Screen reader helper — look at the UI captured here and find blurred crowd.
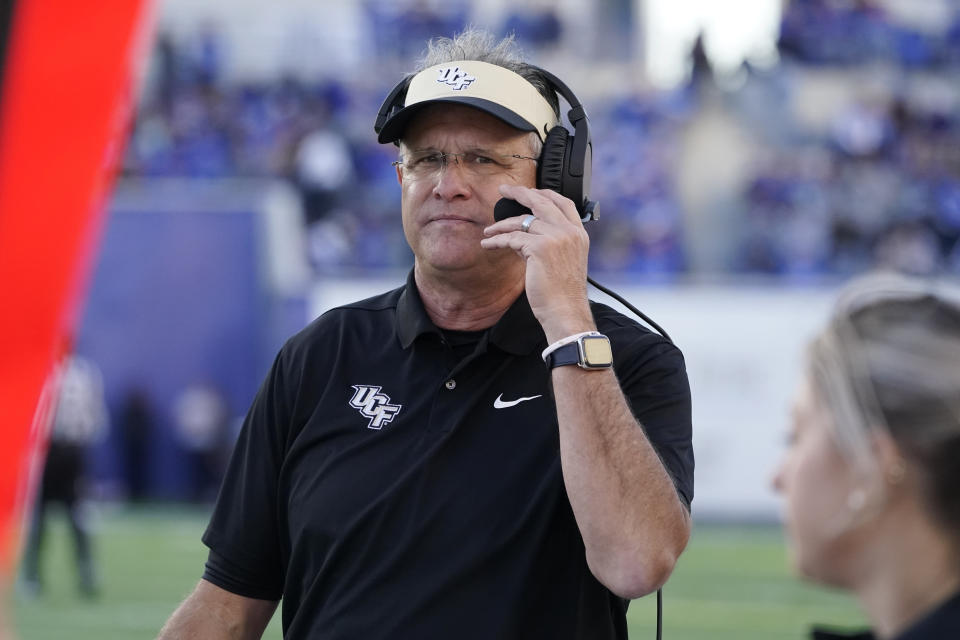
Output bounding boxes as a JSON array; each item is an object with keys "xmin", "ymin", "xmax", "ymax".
[
  {"xmin": 738, "ymin": 0, "xmax": 960, "ymax": 278},
  {"xmin": 780, "ymin": 0, "xmax": 960, "ymax": 67},
  {"xmin": 121, "ymin": 0, "xmax": 960, "ymax": 278}
]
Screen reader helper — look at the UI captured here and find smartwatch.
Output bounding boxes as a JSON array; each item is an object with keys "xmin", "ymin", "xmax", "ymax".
[{"xmin": 542, "ymin": 332, "xmax": 613, "ymax": 370}]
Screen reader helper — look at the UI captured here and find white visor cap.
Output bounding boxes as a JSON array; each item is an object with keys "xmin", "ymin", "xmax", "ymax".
[{"xmin": 376, "ymin": 60, "xmax": 559, "ymax": 144}]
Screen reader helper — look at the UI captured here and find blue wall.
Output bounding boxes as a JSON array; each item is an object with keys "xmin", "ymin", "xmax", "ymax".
[{"xmin": 76, "ymin": 207, "xmax": 303, "ymax": 500}]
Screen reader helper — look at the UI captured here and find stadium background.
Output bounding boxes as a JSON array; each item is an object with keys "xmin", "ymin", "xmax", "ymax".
[{"xmin": 13, "ymin": 0, "xmax": 960, "ymax": 637}]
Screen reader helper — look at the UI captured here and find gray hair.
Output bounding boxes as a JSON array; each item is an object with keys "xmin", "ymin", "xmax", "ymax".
[
  {"xmin": 417, "ymin": 28, "xmax": 560, "ymax": 120},
  {"xmin": 404, "ymin": 28, "xmax": 557, "ymax": 156},
  {"xmin": 808, "ymin": 271, "xmax": 960, "ymax": 532}
]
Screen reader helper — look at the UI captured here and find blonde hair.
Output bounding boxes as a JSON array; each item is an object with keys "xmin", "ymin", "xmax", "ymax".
[{"xmin": 808, "ymin": 271, "xmax": 960, "ymax": 531}]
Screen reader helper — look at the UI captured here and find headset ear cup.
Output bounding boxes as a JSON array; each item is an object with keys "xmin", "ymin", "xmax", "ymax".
[{"xmin": 537, "ymin": 126, "xmax": 568, "ymax": 193}]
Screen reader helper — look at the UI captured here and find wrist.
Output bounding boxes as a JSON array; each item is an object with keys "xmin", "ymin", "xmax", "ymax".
[{"xmin": 539, "ymin": 311, "xmax": 596, "ymax": 344}]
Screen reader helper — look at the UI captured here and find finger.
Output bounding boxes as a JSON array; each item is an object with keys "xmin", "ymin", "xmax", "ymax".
[
  {"xmin": 479, "ymin": 230, "xmax": 545, "ymax": 253},
  {"xmin": 499, "ymin": 184, "xmax": 580, "ymax": 224},
  {"xmin": 534, "ymin": 188, "xmax": 583, "ymax": 225},
  {"xmin": 497, "ymin": 184, "xmax": 567, "ymax": 223},
  {"xmin": 484, "ymin": 213, "xmax": 534, "ymax": 236},
  {"xmin": 483, "ymin": 211, "xmax": 565, "ymax": 238}
]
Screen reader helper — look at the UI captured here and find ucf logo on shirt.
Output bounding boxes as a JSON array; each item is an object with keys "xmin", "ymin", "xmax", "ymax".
[{"xmin": 349, "ymin": 385, "xmax": 402, "ymax": 430}]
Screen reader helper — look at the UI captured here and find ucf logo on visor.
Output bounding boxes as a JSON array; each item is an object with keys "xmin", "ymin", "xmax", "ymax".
[{"xmin": 436, "ymin": 66, "xmax": 476, "ymax": 91}]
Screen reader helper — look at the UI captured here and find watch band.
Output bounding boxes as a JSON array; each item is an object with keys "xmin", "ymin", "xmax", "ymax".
[{"xmin": 544, "ymin": 342, "xmax": 583, "ymax": 369}]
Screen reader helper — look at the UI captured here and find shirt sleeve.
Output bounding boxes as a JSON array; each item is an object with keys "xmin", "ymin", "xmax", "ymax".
[
  {"xmin": 202, "ymin": 549, "xmax": 282, "ymax": 601},
  {"xmin": 200, "ymin": 348, "xmax": 294, "ymax": 600},
  {"xmin": 613, "ymin": 331, "xmax": 695, "ymax": 510}
]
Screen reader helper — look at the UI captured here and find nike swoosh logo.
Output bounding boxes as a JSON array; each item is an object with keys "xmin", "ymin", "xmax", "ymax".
[{"xmin": 493, "ymin": 393, "xmax": 542, "ymax": 409}]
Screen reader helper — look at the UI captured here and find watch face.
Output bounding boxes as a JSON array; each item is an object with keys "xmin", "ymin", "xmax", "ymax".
[{"xmin": 582, "ymin": 336, "xmax": 613, "ymax": 367}]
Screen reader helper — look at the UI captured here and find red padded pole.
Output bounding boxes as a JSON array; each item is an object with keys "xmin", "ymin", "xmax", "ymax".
[{"xmin": 0, "ymin": 0, "xmax": 154, "ymax": 580}]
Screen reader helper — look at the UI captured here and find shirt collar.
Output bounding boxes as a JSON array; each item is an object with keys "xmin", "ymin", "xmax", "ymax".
[
  {"xmin": 396, "ymin": 269, "xmax": 441, "ymax": 348},
  {"xmin": 395, "ymin": 269, "xmax": 545, "ymax": 355}
]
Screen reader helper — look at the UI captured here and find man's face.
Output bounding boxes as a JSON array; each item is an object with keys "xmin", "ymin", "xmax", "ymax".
[{"xmin": 397, "ymin": 104, "xmax": 538, "ymax": 279}]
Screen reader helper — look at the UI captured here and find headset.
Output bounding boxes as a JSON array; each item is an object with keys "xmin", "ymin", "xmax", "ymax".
[
  {"xmin": 376, "ymin": 67, "xmax": 672, "ymax": 637},
  {"xmin": 526, "ymin": 65, "xmax": 599, "ymax": 222}
]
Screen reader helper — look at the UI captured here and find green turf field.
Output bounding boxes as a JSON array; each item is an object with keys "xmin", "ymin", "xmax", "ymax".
[{"xmin": 11, "ymin": 506, "xmax": 867, "ymax": 639}]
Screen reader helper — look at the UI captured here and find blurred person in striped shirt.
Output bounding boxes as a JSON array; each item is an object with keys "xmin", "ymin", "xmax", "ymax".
[{"xmin": 20, "ymin": 355, "xmax": 108, "ymax": 599}]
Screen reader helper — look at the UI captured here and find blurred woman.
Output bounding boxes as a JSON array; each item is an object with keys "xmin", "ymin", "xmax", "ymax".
[{"xmin": 773, "ymin": 272, "xmax": 960, "ymax": 639}]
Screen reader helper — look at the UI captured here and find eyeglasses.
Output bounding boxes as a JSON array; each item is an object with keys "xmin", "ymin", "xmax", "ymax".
[{"xmin": 392, "ymin": 150, "xmax": 538, "ymax": 180}]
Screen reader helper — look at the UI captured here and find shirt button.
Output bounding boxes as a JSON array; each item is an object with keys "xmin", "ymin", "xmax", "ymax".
[{"xmin": 445, "ymin": 379, "xmax": 456, "ymax": 390}]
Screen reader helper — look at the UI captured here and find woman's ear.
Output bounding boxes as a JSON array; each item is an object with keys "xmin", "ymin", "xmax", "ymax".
[{"xmin": 871, "ymin": 430, "xmax": 908, "ymax": 486}]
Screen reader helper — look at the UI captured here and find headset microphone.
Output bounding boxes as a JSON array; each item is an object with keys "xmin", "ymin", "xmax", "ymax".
[
  {"xmin": 493, "ymin": 198, "xmax": 530, "ymax": 222},
  {"xmin": 494, "ymin": 197, "xmax": 597, "ymax": 224}
]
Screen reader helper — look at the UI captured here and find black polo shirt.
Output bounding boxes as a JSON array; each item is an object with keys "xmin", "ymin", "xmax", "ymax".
[{"xmin": 202, "ymin": 270, "xmax": 694, "ymax": 639}]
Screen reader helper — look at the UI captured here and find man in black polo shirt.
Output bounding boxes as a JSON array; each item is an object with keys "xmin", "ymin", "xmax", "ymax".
[{"xmin": 158, "ymin": 28, "xmax": 693, "ymax": 640}]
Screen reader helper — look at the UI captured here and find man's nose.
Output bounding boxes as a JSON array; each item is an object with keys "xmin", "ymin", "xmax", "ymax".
[{"xmin": 433, "ymin": 155, "xmax": 471, "ymax": 198}]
